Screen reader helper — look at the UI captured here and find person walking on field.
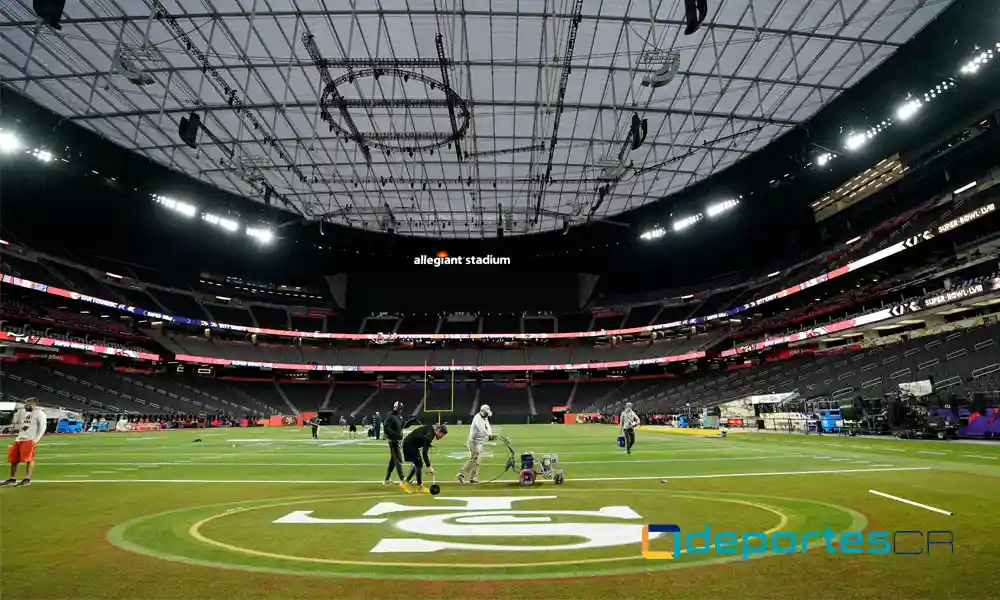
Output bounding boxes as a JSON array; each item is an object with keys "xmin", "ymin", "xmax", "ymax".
[
  {"xmin": 458, "ymin": 404, "xmax": 492, "ymax": 484},
  {"xmin": 382, "ymin": 402, "xmax": 407, "ymax": 488},
  {"xmin": 619, "ymin": 402, "xmax": 641, "ymax": 455}
]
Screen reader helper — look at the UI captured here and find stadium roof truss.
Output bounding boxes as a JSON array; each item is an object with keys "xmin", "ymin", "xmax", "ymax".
[{"xmin": 0, "ymin": 0, "xmax": 954, "ymax": 238}]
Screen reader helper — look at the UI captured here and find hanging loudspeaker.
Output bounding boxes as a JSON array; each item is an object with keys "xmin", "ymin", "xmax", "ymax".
[{"xmin": 33, "ymin": 0, "xmax": 65, "ymax": 30}]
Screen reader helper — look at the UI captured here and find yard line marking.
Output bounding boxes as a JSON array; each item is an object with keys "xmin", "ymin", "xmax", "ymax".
[
  {"xmin": 61, "ymin": 474, "xmax": 90, "ymax": 478},
  {"xmin": 43, "ymin": 455, "xmax": 805, "ymax": 467},
  {"xmin": 28, "ymin": 466, "xmax": 932, "ymax": 484},
  {"xmin": 830, "ymin": 458, "xmax": 850, "ymax": 461},
  {"xmin": 869, "ymin": 464, "xmax": 894, "ymax": 467},
  {"xmin": 90, "ymin": 470, "xmax": 117, "ymax": 474},
  {"xmin": 869, "ymin": 489, "xmax": 953, "ymax": 515},
  {"xmin": 963, "ymin": 454, "xmax": 999, "ymax": 460},
  {"xmin": 918, "ymin": 451, "xmax": 946, "ymax": 455}
]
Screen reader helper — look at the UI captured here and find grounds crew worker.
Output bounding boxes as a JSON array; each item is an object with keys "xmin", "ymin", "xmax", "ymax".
[
  {"xmin": 401, "ymin": 423, "xmax": 449, "ymax": 493},
  {"xmin": 3, "ymin": 397, "xmax": 47, "ymax": 487},
  {"xmin": 620, "ymin": 401, "xmax": 641, "ymax": 455},
  {"xmin": 382, "ymin": 401, "xmax": 407, "ymax": 487},
  {"xmin": 457, "ymin": 404, "xmax": 492, "ymax": 484},
  {"xmin": 373, "ymin": 411, "xmax": 382, "ymax": 440}
]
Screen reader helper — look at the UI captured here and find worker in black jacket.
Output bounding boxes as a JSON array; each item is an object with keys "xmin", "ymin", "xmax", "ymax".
[
  {"xmin": 383, "ymin": 402, "xmax": 406, "ymax": 487},
  {"xmin": 402, "ymin": 423, "xmax": 448, "ymax": 493}
]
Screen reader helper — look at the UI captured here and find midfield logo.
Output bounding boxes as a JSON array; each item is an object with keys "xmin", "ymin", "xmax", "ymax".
[{"xmin": 273, "ymin": 496, "xmax": 657, "ymax": 553}]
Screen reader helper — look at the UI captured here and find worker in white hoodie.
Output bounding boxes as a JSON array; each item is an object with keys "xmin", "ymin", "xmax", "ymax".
[
  {"xmin": 3, "ymin": 397, "xmax": 47, "ymax": 487},
  {"xmin": 457, "ymin": 404, "xmax": 492, "ymax": 484},
  {"xmin": 620, "ymin": 402, "xmax": 641, "ymax": 455}
]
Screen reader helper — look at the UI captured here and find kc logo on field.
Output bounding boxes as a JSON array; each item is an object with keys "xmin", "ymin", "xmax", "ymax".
[{"xmin": 273, "ymin": 496, "xmax": 659, "ymax": 554}]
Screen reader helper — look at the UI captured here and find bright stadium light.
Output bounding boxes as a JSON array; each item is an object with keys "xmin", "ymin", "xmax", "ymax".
[
  {"xmin": 953, "ymin": 181, "xmax": 977, "ymax": 195},
  {"xmin": 706, "ymin": 199, "xmax": 739, "ymax": 217},
  {"xmin": 31, "ymin": 149, "xmax": 53, "ymax": 162},
  {"xmin": 246, "ymin": 226, "xmax": 275, "ymax": 244},
  {"xmin": 960, "ymin": 48, "xmax": 994, "ymax": 74},
  {"xmin": 895, "ymin": 99, "xmax": 922, "ymax": 121},
  {"xmin": 639, "ymin": 227, "xmax": 666, "ymax": 241},
  {"xmin": 816, "ymin": 152, "xmax": 834, "ymax": 166},
  {"xmin": 203, "ymin": 213, "xmax": 239, "ymax": 232},
  {"xmin": 845, "ymin": 132, "xmax": 867, "ymax": 151},
  {"xmin": 153, "ymin": 194, "xmax": 197, "ymax": 217},
  {"xmin": 672, "ymin": 214, "xmax": 702, "ymax": 231},
  {"xmin": 0, "ymin": 131, "xmax": 22, "ymax": 154}
]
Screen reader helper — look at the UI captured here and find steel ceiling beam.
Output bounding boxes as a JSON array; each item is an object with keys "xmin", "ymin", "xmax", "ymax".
[
  {"xmin": 0, "ymin": 63, "xmax": 848, "ymax": 93},
  {"xmin": 135, "ymin": 134, "xmax": 748, "ymax": 154},
  {"xmin": 64, "ymin": 100, "xmax": 798, "ymax": 126},
  {"xmin": 0, "ymin": 10, "xmax": 904, "ymax": 48}
]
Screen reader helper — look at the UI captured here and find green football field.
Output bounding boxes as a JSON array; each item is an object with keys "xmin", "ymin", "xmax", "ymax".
[{"xmin": 2, "ymin": 424, "xmax": 999, "ymax": 600}]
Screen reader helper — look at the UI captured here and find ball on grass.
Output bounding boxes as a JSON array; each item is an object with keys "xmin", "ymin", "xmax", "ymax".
[{"xmin": 429, "ymin": 484, "xmax": 441, "ymax": 495}]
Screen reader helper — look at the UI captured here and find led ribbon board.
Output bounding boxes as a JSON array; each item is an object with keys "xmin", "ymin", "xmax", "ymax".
[
  {"xmin": 0, "ymin": 201, "xmax": 994, "ymax": 343},
  {"xmin": 0, "ymin": 331, "xmax": 161, "ymax": 361}
]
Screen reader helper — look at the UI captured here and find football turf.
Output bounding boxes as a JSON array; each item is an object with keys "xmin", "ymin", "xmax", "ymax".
[{"xmin": 2, "ymin": 424, "xmax": 999, "ymax": 600}]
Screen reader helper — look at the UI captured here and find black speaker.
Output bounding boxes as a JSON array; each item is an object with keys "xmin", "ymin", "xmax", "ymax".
[
  {"xmin": 33, "ymin": 0, "xmax": 66, "ymax": 30},
  {"xmin": 178, "ymin": 112, "xmax": 201, "ymax": 149}
]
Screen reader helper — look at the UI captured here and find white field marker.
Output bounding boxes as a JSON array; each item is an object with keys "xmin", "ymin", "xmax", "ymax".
[{"xmin": 868, "ymin": 489, "xmax": 953, "ymax": 515}]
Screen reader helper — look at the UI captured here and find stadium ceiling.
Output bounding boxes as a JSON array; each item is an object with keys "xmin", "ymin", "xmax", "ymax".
[{"xmin": 0, "ymin": 0, "xmax": 956, "ymax": 239}]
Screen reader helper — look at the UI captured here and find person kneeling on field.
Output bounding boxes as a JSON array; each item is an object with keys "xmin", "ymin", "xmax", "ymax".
[
  {"xmin": 3, "ymin": 398, "xmax": 47, "ymax": 487},
  {"xmin": 401, "ymin": 423, "xmax": 448, "ymax": 494},
  {"xmin": 458, "ymin": 404, "xmax": 492, "ymax": 484}
]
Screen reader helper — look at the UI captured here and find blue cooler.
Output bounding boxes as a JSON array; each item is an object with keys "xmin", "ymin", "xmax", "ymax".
[{"xmin": 617, "ymin": 436, "xmax": 626, "ymax": 448}]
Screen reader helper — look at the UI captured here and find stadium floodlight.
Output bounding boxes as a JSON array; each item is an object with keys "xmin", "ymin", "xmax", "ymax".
[
  {"xmin": 845, "ymin": 132, "xmax": 867, "ymax": 151},
  {"xmin": 202, "ymin": 213, "xmax": 239, "ymax": 232},
  {"xmin": 639, "ymin": 227, "xmax": 667, "ymax": 241},
  {"xmin": 953, "ymin": 181, "xmax": 977, "ymax": 195},
  {"xmin": 706, "ymin": 199, "xmax": 739, "ymax": 217},
  {"xmin": 816, "ymin": 152, "xmax": 835, "ymax": 166},
  {"xmin": 246, "ymin": 227, "xmax": 275, "ymax": 244},
  {"xmin": 895, "ymin": 99, "xmax": 921, "ymax": 122},
  {"xmin": 0, "ymin": 131, "xmax": 22, "ymax": 154},
  {"xmin": 31, "ymin": 149, "xmax": 53, "ymax": 162},
  {"xmin": 960, "ymin": 48, "xmax": 994, "ymax": 74},
  {"xmin": 153, "ymin": 194, "xmax": 197, "ymax": 217},
  {"xmin": 672, "ymin": 214, "xmax": 702, "ymax": 231},
  {"xmin": 846, "ymin": 235, "xmax": 862, "ymax": 244}
]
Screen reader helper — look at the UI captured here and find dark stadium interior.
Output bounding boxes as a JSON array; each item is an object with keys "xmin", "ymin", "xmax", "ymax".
[{"xmin": 2, "ymin": 1, "xmax": 1000, "ymax": 598}]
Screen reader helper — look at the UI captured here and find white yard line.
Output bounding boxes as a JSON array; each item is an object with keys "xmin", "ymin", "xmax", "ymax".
[
  {"xmin": 918, "ymin": 450, "xmax": 947, "ymax": 455},
  {"xmin": 32, "ymin": 466, "xmax": 932, "ymax": 484},
  {"xmin": 962, "ymin": 454, "xmax": 999, "ymax": 460},
  {"xmin": 869, "ymin": 489, "xmax": 953, "ymax": 515},
  {"xmin": 45, "ymin": 454, "xmax": 807, "ymax": 467}
]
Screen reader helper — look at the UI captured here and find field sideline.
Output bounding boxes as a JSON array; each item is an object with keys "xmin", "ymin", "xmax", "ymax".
[{"xmin": 2, "ymin": 424, "xmax": 999, "ymax": 600}]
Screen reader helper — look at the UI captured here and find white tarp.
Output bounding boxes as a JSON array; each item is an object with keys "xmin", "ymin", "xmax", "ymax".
[
  {"xmin": 747, "ymin": 393, "xmax": 798, "ymax": 405},
  {"xmin": 899, "ymin": 380, "xmax": 934, "ymax": 397}
]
